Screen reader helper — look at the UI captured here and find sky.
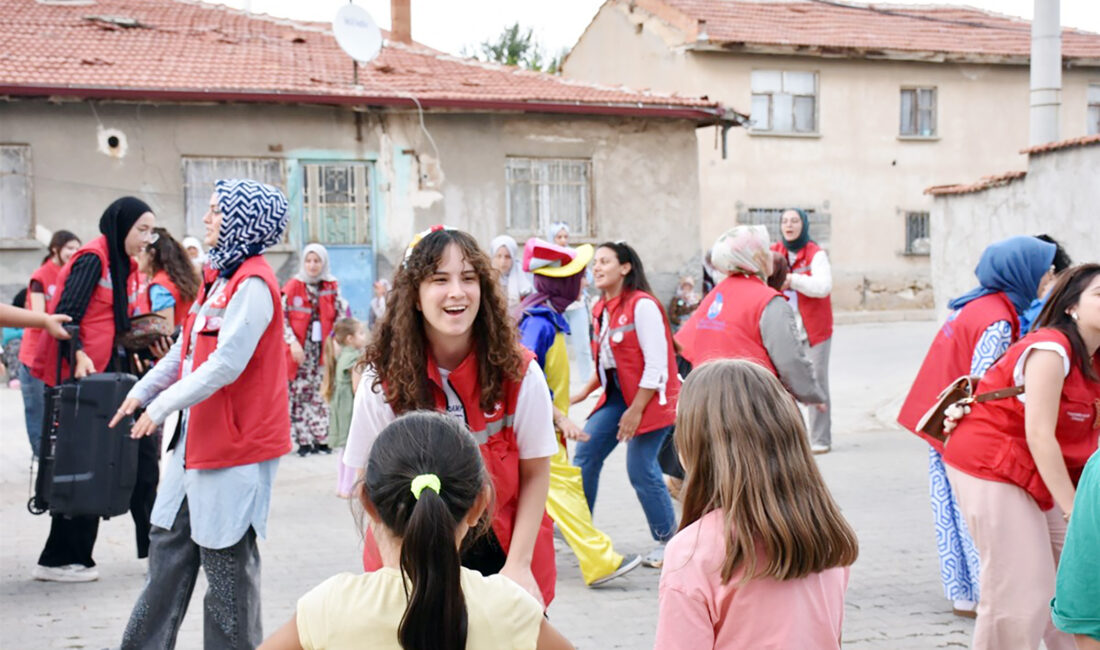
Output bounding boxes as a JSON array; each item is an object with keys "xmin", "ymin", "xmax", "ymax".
[{"xmin": 223, "ymin": 0, "xmax": 1100, "ymax": 58}]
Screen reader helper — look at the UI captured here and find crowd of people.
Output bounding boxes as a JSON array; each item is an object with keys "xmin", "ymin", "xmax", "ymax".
[{"xmin": 3, "ymin": 182, "xmax": 1097, "ymax": 649}]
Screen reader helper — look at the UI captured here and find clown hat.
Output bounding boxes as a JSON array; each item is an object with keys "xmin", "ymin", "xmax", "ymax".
[{"xmin": 522, "ymin": 238, "xmax": 594, "ymax": 278}]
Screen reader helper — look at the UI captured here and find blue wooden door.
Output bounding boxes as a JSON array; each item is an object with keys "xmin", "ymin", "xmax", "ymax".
[{"xmin": 301, "ymin": 161, "xmax": 375, "ymax": 322}]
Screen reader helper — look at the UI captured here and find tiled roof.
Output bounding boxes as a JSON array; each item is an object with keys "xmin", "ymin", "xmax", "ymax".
[
  {"xmin": 925, "ymin": 170, "xmax": 1026, "ymax": 196},
  {"xmin": 0, "ymin": 0, "xmax": 740, "ymax": 122},
  {"xmin": 1020, "ymin": 134, "xmax": 1100, "ymax": 155},
  {"xmin": 627, "ymin": 0, "xmax": 1100, "ymax": 63}
]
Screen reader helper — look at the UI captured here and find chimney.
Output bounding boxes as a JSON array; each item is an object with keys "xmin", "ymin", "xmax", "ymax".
[
  {"xmin": 391, "ymin": 0, "xmax": 411, "ymax": 44},
  {"xmin": 1029, "ymin": 0, "xmax": 1061, "ymax": 146}
]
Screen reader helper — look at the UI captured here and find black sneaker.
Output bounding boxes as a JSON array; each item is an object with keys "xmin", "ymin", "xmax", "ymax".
[
  {"xmin": 296, "ymin": 445, "xmax": 311, "ymax": 457},
  {"xmin": 314, "ymin": 443, "xmax": 333, "ymax": 455}
]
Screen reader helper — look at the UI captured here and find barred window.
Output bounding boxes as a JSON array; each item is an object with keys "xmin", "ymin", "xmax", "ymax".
[
  {"xmin": 1088, "ymin": 84, "xmax": 1100, "ymax": 136},
  {"xmin": 741, "ymin": 207, "xmax": 830, "ymax": 249},
  {"xmin": 506, "ymin": 157, "xmax": 592, "ymax": 237},
  {"xmin": 1, "ymin": 145, "xmax": 33, "ymax": 240},
  {"xmin": 301, "ymin": 162, "xmax": 371, "ymax": 245},
  {"xmin": 182, "ymin": 157, "xmax": 286, "ymax": 239},
  {"xmin": 905, "ymin": 211, "xmax": 931, "ymax": 255},
  {"xmin": 750, "ymin": 70, "xmax": 818, "ymax": 134}
]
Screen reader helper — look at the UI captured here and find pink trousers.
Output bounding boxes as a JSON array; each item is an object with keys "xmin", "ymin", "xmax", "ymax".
[{"xmin": 945, "ymin": 466, "xmax": 1074, "ymax": 650}]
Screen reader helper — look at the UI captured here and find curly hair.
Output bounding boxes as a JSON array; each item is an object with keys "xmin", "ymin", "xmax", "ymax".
[
  {"xmin": 146, "ymin": 227, "xmax": 200, "ymax": 302},
  {"xmin": 362, "ymin": 229, "xmax": 525, "ymax": 414}
]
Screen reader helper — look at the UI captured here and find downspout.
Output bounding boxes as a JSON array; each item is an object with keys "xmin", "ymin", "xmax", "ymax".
[{"xmin": 1029, "ymin": 0, "xmax": 1061, "ymax": 146}]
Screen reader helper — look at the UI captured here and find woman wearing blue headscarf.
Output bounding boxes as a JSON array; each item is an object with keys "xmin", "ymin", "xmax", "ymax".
[
  {"xmin": 897, "ymin": 235, "xmax": 1056, "ymax": 618},
  {"xmin": 112, "ymin": 179, "xmax": 291, "ymax": 648}
]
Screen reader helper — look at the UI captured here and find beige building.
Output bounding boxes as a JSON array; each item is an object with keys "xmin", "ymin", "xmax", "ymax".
[
  {"xmin": 0, "ymin": 0, "xmax": 741, "ymax": 315},
  {"xmin": 563, "ymin": 0, "xmax": 1100, "ymax": 310}
]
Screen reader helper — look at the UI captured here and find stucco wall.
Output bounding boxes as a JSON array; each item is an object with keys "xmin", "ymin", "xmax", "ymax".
[
  {"xmin": 931, "ymin": 144, "xmax": 1100, "ymax": 320},
  {"xmin": 0, "ymin": 99, "xmax": 700, "ymax": 303},
  {"xmin": 563, "ymin": 0, "xmax": 1100, "ymax": 310}
]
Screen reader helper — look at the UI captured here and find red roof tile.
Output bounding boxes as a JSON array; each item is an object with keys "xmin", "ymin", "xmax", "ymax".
[
  {"xmin": 1020, "ymin": 133, "xmax": 1100, "ymax": 155},
  {"xmin": 1, "ymin": 0, "xmax": 740, "ymax": 122},
  {"xmin": 627, "ymin": 0, "xmax": 1100, "ymax": 63},
  {"xmin": 925, "ymin": 170, "xmax": 1026, "ymax": 196}
]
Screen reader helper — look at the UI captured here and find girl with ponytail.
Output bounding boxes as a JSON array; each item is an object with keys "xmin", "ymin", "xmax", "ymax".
[{"xmin": 261, "ymin": 411, "xmax": 573, "ymax": 650}]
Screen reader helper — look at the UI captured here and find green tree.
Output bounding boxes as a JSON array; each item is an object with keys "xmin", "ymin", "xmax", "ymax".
[{"xmin": 470, "ymin": 22, "xmax": 564, "ymax": 74}]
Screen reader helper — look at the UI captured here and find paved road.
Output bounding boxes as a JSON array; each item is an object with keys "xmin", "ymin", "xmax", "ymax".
[{"xmin": 0, "ymin": 319, "xmax": 976, "ymax": 649}]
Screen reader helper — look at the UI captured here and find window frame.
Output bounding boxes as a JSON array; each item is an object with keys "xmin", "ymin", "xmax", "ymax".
[
  {"xmin": 899, "ymin": 86, "xmax": 938, "ymax": 138},
  {"xmin": 1087, "ymin": 83, "xmax": 1100, "ymax": 136},
  {"xmin": 904, "ymin": 210, "xmax": 931, "ymax": 256},
  {"xmin": 299, "ymin": 161, "xmax": 373, "ymax": 246},
  {"xmin": 181, "ymin": 155, "xmax": 288, "ymax": 242},
  {"xmin": 749, "ymin": 70, "xmax": 820, "ymax": 136},
  {"xmin": 504, "ymin": 156, "xmax": 594, "ymax": 239},
  {"xmin": 0, "ymin": 144, "xmax": 36, "ymax": 246}
]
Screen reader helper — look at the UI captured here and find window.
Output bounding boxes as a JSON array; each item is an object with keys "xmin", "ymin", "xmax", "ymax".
[
  {"xmin": 182, "ymin": 157, "xmax": 286, "ymax": 238},
  {"xmin": 750, "ymin": 70, "xmax": 818, "ymax": 134},
  {"xmin": 905, "ymin": 211, "xmax": 931, "ymax": 255},
  {"xmin": 1088, "ymin": 84, "xmax": 1100, "ymax": 135},
  {"xmin": 900, "ymin": 87, "xmax": 937, "ymax": 137},
  {"xmin": 741, "ymin": 207, "xmax": 830, "ymax": 249},
  {"xmin": 301, "ymin": 162, "xmax": 372, "ymax": 245},
  {"xmin": 505, "ymin": 157, "xmax": 592, "ymax": 236},
  {"xmin": 1, "ymin": 145, "xmax": 33, "ymax": 240}
]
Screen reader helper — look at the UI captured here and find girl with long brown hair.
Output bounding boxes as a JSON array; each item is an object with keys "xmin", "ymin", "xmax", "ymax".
[
  {"xmin": 656, "ymin": 359, "xmax": 859, "ymax": 648},
  {"xmin": 343, "ymin": 227, "xmax": 559, "ymax": 607},
  {"xmin": 131, "ymin": 227, "xmax": 199, "ymax": 327}
]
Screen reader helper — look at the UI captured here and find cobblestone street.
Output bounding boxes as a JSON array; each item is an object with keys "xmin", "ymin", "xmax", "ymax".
[{"xmin": 0, "ymin": 319, "xmax": 975, "ymax": 649}]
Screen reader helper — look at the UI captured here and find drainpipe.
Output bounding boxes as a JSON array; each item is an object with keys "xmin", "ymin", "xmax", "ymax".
[
  {"xmin": 1029, "ymin": 0, "xmax": 1061, "ymax": 146},
  {"xmin": 391, "ymin": 0, "xmax": 412, "ymax": 44}
]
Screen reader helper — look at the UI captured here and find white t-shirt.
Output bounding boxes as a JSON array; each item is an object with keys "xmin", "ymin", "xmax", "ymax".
[{"xmin": 343, "ymin": 360, "xmax": 558, "ymax": 469}]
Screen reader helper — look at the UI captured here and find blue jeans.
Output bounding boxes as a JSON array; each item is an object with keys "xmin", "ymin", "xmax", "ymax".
[
  {"xmin": 18, "ymin": 364, "xmax": 44, "ymax": 456},
  {"xmin": 574, "ymin": 376, "xmax": 677, "ymax": 543}
]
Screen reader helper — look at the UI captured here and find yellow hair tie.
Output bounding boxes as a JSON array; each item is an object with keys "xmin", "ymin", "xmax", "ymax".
[{"xmin": 410, "ymin": 474, "xmax": 441, "ymax": 500}]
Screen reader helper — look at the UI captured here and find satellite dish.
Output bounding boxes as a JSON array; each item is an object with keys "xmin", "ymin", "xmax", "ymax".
[{"xmin": 333, "ymin": 3, "xmax": 382, "ymax": 63}]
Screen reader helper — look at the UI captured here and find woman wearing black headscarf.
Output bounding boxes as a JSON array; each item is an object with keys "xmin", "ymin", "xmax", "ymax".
[{"xmin": 30, "ymin": 197, "xmax": 156, "ymax": 583}]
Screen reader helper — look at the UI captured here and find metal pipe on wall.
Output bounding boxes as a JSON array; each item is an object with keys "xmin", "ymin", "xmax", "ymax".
[{"xmin": 1029, "ymin": 0, "xmax": 1061, "ymax": 146}]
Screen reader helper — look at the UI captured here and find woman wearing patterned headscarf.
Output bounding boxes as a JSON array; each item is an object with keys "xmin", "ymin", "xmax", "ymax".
[
  {"xmin": 282, "ymin": 243, "xmax": 348, "ymax": 456},
  {"xmin": 112, "ymin": 179, "xmax": 291, "ymax": 649},
  {"xmin": 675, "ymin": 225, "xmax": 824, "ymax": 406}
]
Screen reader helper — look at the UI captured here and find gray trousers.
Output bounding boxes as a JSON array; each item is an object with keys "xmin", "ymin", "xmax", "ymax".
[
  {"xmin": 120, "ymin": 499, "xmax": 262, "ymax": 649},
  {"xmin": 807, "ymin": 337, "xmax": 832, "ymax": 447}
]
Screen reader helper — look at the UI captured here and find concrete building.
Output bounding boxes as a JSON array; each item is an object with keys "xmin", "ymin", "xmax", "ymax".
[
  {"xmin": 561, "ymin": 0, "xmax": 1100, "ymax": 310},
  {"xmin": 926, "ymin": 134, "xmax": 1100, "ymax": 318},
  {"xmin": 0, "ymin": 0, "xmax": 742, "ymax": 316}
]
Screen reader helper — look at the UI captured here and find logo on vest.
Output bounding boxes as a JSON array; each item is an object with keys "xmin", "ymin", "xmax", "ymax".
[
  {"xmin": 617, "ymin": 314, "xmax": 628, "ymax": 326},
  {"xmin": 707, "ymin": 293, "xmax": 723, "ymax": 320},
  {"xmin": 293, "ymin": 296, "xmax": 304, "ymax": 307},
  {"xmin": 1066, "ymin": 411, "xmax": 1090, "ymax": 423},
  {"xmin": 484, "ymin": 402, "xmax": 503, "ymax": 419}
]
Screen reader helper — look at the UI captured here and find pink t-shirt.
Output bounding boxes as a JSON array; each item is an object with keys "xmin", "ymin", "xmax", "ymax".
[{"xmin": 655, "ymin": 510, "xmax": 849, "ymax": 650}]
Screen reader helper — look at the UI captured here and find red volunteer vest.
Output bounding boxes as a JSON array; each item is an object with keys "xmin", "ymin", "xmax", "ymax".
[
  {"xmin": 180, "ymin": 256, "xmax": 291, "ymax": 469},
  {"xmin": 18, "ymin": 260, "xmax": 63, "ymax": 368},
  {"xmin": 674, "ymin": 274, "xmax": 780, "ymax": 375},
  {"xmin": 897, "ymin": 292, "xmax": 1020, "ymax": 451},
  {"xmin": 591, "ymin": 290, "xmax": 680, "ymax": 434},
  {"xmin": 31, "ymin": 236, "xmax": 135, "ymax": 386},
  {"xmin": 282, "ymin": 277, "xmax": 339, "ymax": 379},
  {"xmin": 361, "ymin": 349, "xmax": 557, "ymax": 606},
  {"xmin": 771, "ymin": 241, "xmax": 834, "ymax": 346},
  {"xmin": 943, "ymin": 329, "xmax": 1100, "ymax": 510}
]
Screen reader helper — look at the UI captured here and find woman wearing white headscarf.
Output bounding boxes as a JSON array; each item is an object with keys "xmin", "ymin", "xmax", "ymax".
[
  {"xmin": 489, "ymin": 234, "xmax": 532, "ymax": 310},
  {"xmin": 181, "ymin": 236, "xmax": 205, "ymax": 269},
  {"xmin": 282, "ymin": 243, "xmax": 348, "ymax": 456},
  {"xmin": 675, "ymin": 225, "xmax": 824, "ymax": 405}
]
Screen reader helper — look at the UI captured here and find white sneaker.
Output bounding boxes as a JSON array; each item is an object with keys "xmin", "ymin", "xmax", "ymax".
[
  {"xmin": 811, "ymin": 444, "xmax": 831, "ymax": 455},
  {"xmin": 32, "ymin": 563, "xmax": 99, "ymax": 582},
  {"xmin": 641, "ymin": 544, "xmax": 666, "ymax": 569}
]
